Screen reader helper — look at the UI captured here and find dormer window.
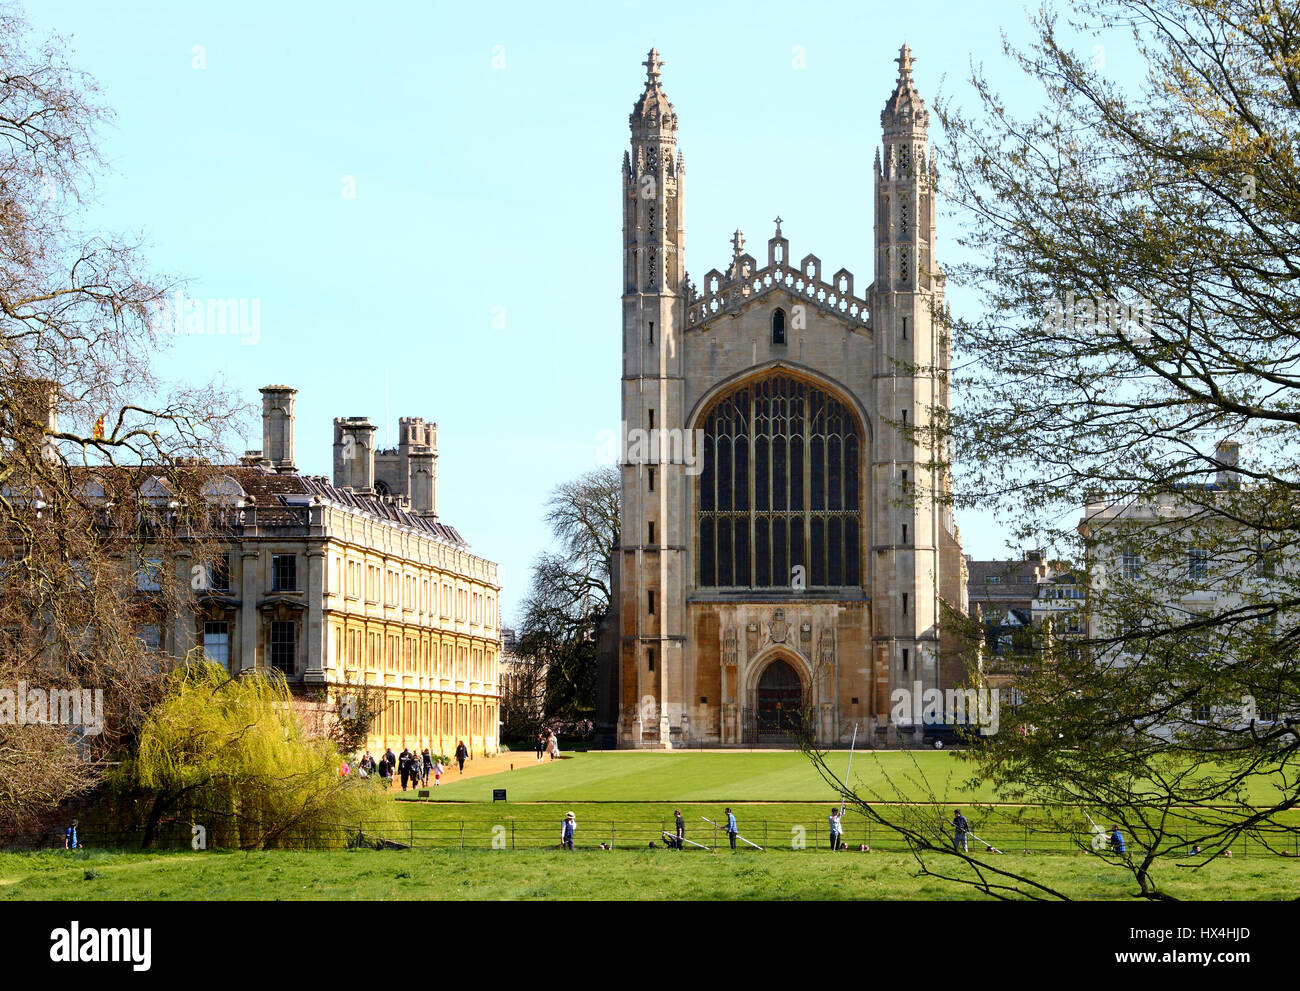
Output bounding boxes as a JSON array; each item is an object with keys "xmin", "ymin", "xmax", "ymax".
[{"xmin": 772, "ymin": 308, "xmax": 787, "ymax": 345}]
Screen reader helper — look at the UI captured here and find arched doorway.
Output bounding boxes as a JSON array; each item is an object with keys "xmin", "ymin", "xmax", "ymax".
[{"xmin": 755, "ymin": 658, "xmax": 805, "ymax": 740}]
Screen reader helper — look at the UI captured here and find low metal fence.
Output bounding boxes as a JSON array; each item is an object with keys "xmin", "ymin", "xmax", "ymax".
[{"xmin": 37, "ymin": 813, "xmax": 1300, "ymax": 858}]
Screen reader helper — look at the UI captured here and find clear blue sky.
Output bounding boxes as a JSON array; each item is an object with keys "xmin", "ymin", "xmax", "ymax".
[{"xmin": 29, "ymin": 1, "xmax": 1132, "ymax": 623}]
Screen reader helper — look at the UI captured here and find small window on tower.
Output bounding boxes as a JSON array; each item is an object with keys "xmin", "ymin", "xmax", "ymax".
[
  {"xmin": 902, "ymin": 524, "xmax": 908, "ymax": 543},
  {"xmin": 648, "ymin": 521, "xmax": 655, "ymax": 544},
  {"xmin": 901, "ymin": 316, "xmax": 908, "ymax": 340},
  {"xmin": 648, "ymin": 409, "xmax": 655, "ymax": 430},
  {"xmin": 902, "ymin": 648, "xmax": 910, "ymax": 672},
  {"xmin": 648, "ymin": 467, "xmax": 655, "ymax": 492},
  {"xmin": 648, "ymin": 590, "xmax": 655, "ymax": 615},
  {"xmin": 648, "ymin": 321, "xmax": 655, "ymax": 345},
  {"xmin": 772, "ymin": 308, "xmax": 786, "ymax": 345},
  {"xmin": 902, "ymin": 592, "xmax": 909, "ymax": 615},
  {"xmin": 648, "ymin": 649, "xmax": 655, "ymax": 672}
]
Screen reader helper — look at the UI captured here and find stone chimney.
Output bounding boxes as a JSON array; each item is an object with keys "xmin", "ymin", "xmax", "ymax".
[
  {"xmin": 259, "ymin": 386, "xmax": 297, "ymax": 473},
  {"xmin": 1215, "ymin": 438, "xmax": 1240, "ymax": 489},
  {"xmin": 398, "ymin": 416, "xmax": 438, "ymax": 516},
  {"xmin": 34, "ymin": 379, "xmax": 58, "ymax": 463},
  {"xmin": 333, "ymin": 417, "xmax": 377, "ymax": 492},
  {"xmin": 409, "ymin": 450, "xmax": 437, "ymax": 516}
]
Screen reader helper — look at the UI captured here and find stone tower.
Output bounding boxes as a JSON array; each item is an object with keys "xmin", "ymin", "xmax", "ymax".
[
  {"xmin": 617, "ymin": 49, "xmax": 688, "ymax": 746},
  {"xmin": 872, "ymin": 44, "xmax": 951, "ymax": 708}
]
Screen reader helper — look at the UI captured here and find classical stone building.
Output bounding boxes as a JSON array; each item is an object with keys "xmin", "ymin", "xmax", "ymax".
[
  {"xmin": 188, "ymin": 385, "xmax": 501, "ymax": 757},
  {"xmin": 614, "ymin": 48, "xmax": 967, "ymax": 748}
]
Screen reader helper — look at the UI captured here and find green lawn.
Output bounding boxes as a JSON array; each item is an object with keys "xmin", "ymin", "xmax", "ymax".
[
  {"xmin": 402, "ymin": 749, "xmax": 1293, "ymax": 805},
  {"xmin": 2, "ymin": 847, "xmax": 1296, "ymax": 900},
  {"xmin": 413, "ymin": 750, "xmax": 1000, "ymax": 803},
  {"xmin": 5, "ymin": 750, "xmax": 1295, "ymax": 900}
]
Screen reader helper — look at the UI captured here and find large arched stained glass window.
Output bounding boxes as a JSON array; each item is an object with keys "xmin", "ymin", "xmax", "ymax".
[{"xmin": 698, "ymin": 374, "xmax": 862, "ymax": 589}]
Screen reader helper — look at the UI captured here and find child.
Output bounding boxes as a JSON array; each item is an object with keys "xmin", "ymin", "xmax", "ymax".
[{"xmin": 433, "ymin": 759, "xmax": 444, "ymax": 786}]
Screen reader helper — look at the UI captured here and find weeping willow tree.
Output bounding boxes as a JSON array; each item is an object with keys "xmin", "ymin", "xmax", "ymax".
[{"xmin": 111, "ymin": 659, "xmax": 387, "ymax": 849}]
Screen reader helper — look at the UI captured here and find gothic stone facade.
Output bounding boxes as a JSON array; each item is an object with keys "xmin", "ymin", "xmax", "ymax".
[{"xmin": 615, "ymin": 48, "xmax": 967, "ymax": 748}]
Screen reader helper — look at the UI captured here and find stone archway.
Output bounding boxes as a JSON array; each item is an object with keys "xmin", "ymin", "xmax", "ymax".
[{"xmin": 754, "ymin": 656, "xmax": 806, "ymax": 741}]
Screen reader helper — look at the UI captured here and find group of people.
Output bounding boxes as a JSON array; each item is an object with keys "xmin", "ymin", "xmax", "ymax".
[
  {"xmin": 534, "ymin": 730, "xmax": 561, "ymax": 762},
  {"xmin": 352, "ymin": 741, "xmax": 472, "ymax": 790}
]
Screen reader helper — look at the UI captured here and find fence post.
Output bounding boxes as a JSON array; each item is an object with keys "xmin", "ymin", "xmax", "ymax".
[
  {"xmin": 411, "ymin": 821, "xmax": 414, "ymax": 848},
  {"xmin": 511, "ymin": 820, "xmax": 515, "ymax": 850},
  {"xmin": 611, "ymin": 822, "xmax": 616, "ymax": 849},
  {"xmin": 460, "ymin": 821, "xmax": 465, "ymax": 851},
  {"xmin": 763, "ymin": 821, "xmax": 768, "ymax": 850}
]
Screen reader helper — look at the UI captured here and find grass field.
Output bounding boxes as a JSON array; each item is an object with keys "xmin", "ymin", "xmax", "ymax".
[
  {"xmin": 2, "ymin": 846, "xmax": 1296, "ymax": 900},
  {"xmin": 5, "ymin": 751, "xmax": 1297, "ymax": 899},
  {"xmin": 412, "ymin": 749, "xmax": 1294, "ymax": 805},
  {"xmin": 415, "ymin": 750, "xmax": 996, "ymax": 802}
]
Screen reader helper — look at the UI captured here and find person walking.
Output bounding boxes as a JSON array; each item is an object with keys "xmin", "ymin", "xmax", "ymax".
[
  {"xmin": 561, "ymin": 811, "xmax": 577, "ymax": 850},
  {"xmin": 724, "ymin": 808, "xmax": 738, "ymax": 851},
  {"xmin": 358, "ymin": 750, "xmax": 375, "ymax": 778},
  {"xmin": 398, "ymin": 746, "xmax": 413, "ymax": 791},
  {"xmin": 674, "ymin": 809, "xmax": 686, "ymax": 850},
  {"xmin": 455, "ymin": 741, "xmax": 468, "ymax": 773},
  {"xmin": 952, "ymin": 809, "xmax": 970, "ymax": 853},
  {"xmin": 535, "ymin": 731, "xmax": 546, "ymax": 763},
  {"xmin": 546, "ymin": 732, "xmax": 558, "ymax": 761},
  {"xmin": 829, "ymin": 808, "xmax": 844, "ymax": 851},
  {"xmin": 420, "ymin": 748, "xmax": 432, "ymax": 787},
  {"xmin": 433, "ymin": 758, "xmax": 444, "ymax": 786},
  {"xmin": 382, "ymin": 748, "xmax": 396, "ymax": 788},
  {"xmin": 64, "ymin": 820, "xmax": 79, "ymax": 850}
]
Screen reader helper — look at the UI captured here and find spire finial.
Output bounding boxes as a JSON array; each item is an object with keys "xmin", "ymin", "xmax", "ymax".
[
  {"xmin": 897, "ymin": 43, "xmax": 914, "ymax": 82},
  {"xmin": 732, "ymin": 229, "xmax": 745, "ymax": 256},
  {"xmin": 643, "ymin": 48, "xmax": 664, "ymax": 84},
  {"xmin": 773, "ymin": 216, "xmax": 783, "ymax": 237}
]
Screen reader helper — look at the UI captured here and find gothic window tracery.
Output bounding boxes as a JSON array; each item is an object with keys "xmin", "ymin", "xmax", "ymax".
[
  {"xmin": 771, "ymin": 307, "xmax": 786, "ymax": 345},
  {"xmin": 698, "ymin": 375, "xmax": 862, "ymax": 589}
]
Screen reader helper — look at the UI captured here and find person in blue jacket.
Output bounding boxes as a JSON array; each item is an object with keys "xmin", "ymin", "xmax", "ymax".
[
  {"xmin": 1110, "ymin": 824, "xmax": 1126, "ymax": 854},
  {"xmin": 724, "ymin": 808, "xmax": 738, "ymax": 850},
  {"xmin": 64, "ymin": 820, "xmax": 78, "ymax": 850}
]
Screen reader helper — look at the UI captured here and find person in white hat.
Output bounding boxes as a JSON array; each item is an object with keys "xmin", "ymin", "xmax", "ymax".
[{"xmin": 561, "ymin": 811, "xmax": 577, "ymax": 850}]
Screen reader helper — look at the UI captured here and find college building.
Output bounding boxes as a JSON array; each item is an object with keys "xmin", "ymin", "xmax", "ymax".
[{"xmin": 143, "ymin": 385, "xmax": 503, "ymax": 756}]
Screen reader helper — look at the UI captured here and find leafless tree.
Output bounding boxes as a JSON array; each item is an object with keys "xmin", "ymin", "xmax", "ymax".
[{"xmin": 0, "ymin": 5, "xmax": 242, "ymax": 843}]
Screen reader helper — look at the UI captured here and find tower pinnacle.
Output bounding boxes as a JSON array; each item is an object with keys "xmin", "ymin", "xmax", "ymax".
[
  {"xmin": 631, "ymin": 47, "xmax": 676, "ymax": 132},
  {"xmin": 643, "ymin": 48, "xmax": 664, "ymax": 82},
  {"xmin": 896, "ymin": 44, "xmax": 914, "ymax": 83},
  {"xmin": 883, "ymin": 42, "xmax": 928, "ymax": 128}
]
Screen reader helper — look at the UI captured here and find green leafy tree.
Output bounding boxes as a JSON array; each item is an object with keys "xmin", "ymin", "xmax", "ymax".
[
  {"xmin": 812, "ymin": 0, "xmax": 1300, "ymax": 899},
  {"xmin": 110, "ymin": 658, "xmax": 386, "ymax": 849}
]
